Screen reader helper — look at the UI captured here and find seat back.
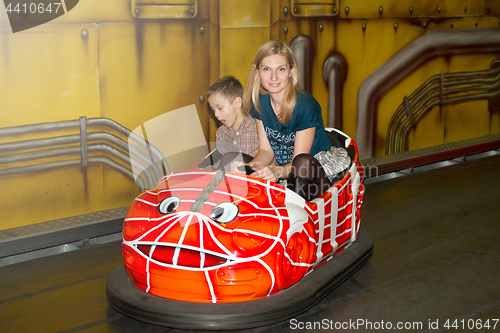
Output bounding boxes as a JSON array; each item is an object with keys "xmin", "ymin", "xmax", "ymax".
[{"xmin": 325, "ymin": 129, "xmax": 354, "ymax": 182}]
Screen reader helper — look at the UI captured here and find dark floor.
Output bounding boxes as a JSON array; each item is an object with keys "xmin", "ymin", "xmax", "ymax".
[{"xmin": 1, "ymin": 154, "xmax": 499, "ymax": 333}]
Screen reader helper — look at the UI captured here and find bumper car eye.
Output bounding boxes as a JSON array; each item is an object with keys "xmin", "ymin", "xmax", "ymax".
[
  {"xmin": 159, "ymin": 196, "xmax": 180, "ymax": 214},
  {"xmin": 211, "ymin": 202, "xmax": 239, "ymax": 223}
]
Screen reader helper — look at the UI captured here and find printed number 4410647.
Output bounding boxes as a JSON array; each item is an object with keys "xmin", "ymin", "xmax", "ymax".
[
  {"xmin": 444, "ymin": 319, "xmax": 498, "ymax": 330},
  {"xmin": 5, "ymin": 3, "xmax": 62, "ymax": 14}
]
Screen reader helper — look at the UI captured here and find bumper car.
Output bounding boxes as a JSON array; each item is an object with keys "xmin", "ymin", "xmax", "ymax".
[{"xmin": 106, "ymin": 128, "xmax": 373, "ymax": 329}]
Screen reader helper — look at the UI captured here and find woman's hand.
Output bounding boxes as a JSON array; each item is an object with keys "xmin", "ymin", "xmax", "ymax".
[
  {"xmin": 231, "ymin": 160, "xmax": 277, "ymax": 181},
  {"xmin": 250, "ymin": 165, "xmax": 278, "ymax": 182}
]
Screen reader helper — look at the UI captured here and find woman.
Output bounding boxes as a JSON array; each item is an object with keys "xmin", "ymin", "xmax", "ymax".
[{"xmin": 234, "ymin": 40, "xmax": 350, "ymax": 201}]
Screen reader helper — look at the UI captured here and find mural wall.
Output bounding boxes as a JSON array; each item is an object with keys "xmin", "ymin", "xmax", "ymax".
[{"xmin": 0, "ymin": 0, "xmax": 498, "ymax": 230}]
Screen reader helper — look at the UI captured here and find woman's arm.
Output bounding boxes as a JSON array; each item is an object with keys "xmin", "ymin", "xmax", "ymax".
[
  {"xmin": 249, "ymin": 126, "xmax": 316, "ymax": 182},
  {"xmin": 247, "ymin": 119, "xmax": 275, "ymax": 167},
  {"xmin": 292, "ymin": 127, "xmax": 315, "ymax": 158}
]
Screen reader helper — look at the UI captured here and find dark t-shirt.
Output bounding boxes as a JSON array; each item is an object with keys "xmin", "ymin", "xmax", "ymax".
[{"xmin": 251, "ymin": 90, "xmax": 330, "ymax": 166}]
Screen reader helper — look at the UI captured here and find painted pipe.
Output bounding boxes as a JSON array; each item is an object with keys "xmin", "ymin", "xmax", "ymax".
[
  {"xmin": 80, "ymin": 116, "xmax": 88, "ymax": 168},
  {"xmin": 290, "ymin": 35, "xmax": 314, "ymax": 92},
  {"xmin": 323, "ymin": 53, "xmax": 347, "ymax": 129},
  {"xmin": 356, "ymin": 28, "xmax": 500, "ymax": 159}
]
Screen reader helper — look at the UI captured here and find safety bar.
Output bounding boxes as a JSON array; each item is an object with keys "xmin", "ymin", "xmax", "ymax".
[{"xmin": 356, "ymin": 28, "xmax": 500, "ymax": 159}]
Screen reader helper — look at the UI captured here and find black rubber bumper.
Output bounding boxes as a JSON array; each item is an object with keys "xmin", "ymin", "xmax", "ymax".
[{"xmin": 106, "ymin": 228, "xmax": 373, "ymax": 330}]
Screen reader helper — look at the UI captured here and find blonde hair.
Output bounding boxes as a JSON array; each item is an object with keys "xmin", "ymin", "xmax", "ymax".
[{"xmin": 243, "ymin": 41, "xmax": 300, "ymax": 124}]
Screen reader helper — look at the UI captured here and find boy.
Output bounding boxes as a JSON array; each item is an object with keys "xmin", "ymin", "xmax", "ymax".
[{"xmin": 206, "ymin": 76, "xmax": 258, "ymax": 168}]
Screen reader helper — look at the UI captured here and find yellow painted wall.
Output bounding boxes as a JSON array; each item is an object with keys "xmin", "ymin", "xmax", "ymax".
[
  {"xmin": 0, "ymin": 0, "xmax": 211, "ymax": 230},
  {"xmin": 0, "ymin": 0, "xmax": 499, "ymax": 230}
]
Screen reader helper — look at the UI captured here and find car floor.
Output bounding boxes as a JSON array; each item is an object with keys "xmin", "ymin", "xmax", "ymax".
[{"xmin": 1, "ymin": 154, "xmax": 499, "ymax": 333}]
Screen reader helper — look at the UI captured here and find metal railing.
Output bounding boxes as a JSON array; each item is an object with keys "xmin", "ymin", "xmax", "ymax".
[
  {"xmin": 386, "ymin": 61, "xmax": 500, "ymax": 154},
  {"xmin": 0, "ymin": 117, "xmax": 169, "ymax": 191}
]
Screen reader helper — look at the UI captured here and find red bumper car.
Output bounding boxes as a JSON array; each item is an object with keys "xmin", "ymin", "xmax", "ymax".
[{"xmin": 106, "ymin": 128, "xmax": 373, "ymax": 329}]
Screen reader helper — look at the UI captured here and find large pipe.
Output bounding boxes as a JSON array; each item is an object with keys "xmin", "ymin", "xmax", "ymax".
[
  {"xmin": 290, "ymin": 35, "xmax": 314, "ymax": 92},
  {"xmin": 356, "ymin": 28, "xmax": 500, "ymax": 159},
  {"xmin": 323, "ymin": 53, "xmax": 347, "ymax": 129}
]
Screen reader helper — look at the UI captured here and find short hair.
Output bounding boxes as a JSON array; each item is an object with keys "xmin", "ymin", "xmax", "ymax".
[{"xmin": 207, "ymin": 76, "xmax": 244, "ymax": 103}]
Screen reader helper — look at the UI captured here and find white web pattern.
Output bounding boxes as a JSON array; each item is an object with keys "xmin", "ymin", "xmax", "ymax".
[
  {"xmin": 123, "ymin": 173, "xmax": 312, "ymax": 301},
  {"xmin": 124, "ymin": 161, "xmax": 363, "ymax": 301}
]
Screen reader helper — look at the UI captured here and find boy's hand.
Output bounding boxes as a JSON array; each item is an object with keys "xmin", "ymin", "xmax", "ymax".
[
  {"xmin": 237, "ymin": 165, "xmax": 255, "ymax": 175},
  {"xmin": 231, "ymin": 161, "xmax": 246, "ymax": 174},
  {"xmin": 232, "ymin": 162, "xmax": 255, "ymax": 175}
]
